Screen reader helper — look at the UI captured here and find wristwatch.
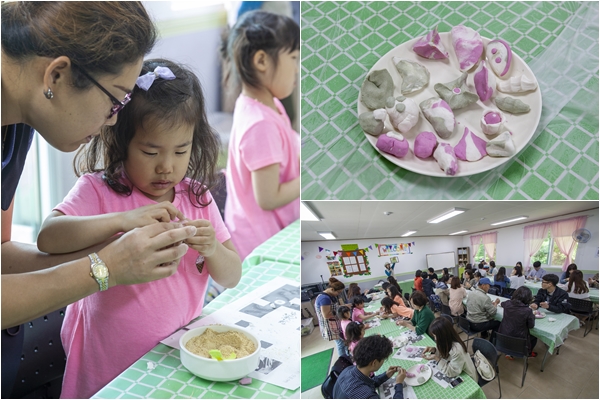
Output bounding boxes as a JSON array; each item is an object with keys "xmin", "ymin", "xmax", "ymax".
[{"xmin": 89, "ymin": 253, "xmax": 109, "ymax": 291}]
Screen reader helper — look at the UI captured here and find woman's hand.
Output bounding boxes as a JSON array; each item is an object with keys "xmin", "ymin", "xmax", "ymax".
[
  {"xmin": 182, "ymin": 219, "xmax": 217, "ymax": 257},
  {"xmin": 121, "ymin": 202, "xmax": 185, "ymax": 232}
]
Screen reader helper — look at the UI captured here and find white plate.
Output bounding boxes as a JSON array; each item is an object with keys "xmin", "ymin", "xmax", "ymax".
[
  {"xmin": 358, "ymin": 32, "xmax": 542, "ymax": 177},
  {"xmin": 404, "ymin": 363, "xmax": 433, "ymax": 386},
  {"xmin": 534, "ymin": 311, "xmax": 546, "ymax": 319}
]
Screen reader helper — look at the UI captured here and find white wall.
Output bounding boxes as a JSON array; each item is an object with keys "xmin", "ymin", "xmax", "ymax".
[{"xmin": 301, "ymin": 236, "xmax": 463, "ymax": 285}]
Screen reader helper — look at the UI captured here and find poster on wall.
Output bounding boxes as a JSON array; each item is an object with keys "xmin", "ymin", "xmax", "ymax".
[
  {"xmin": 327, "ymin": 260, "xmax": 343, "ymax": 276},
  {"xmin": 390, "ymin": 256, "xmax": 399, "ymax": 263},
  {"xmin": 376, "ymin": 242, "xmax": 415, "ymax": 257}
]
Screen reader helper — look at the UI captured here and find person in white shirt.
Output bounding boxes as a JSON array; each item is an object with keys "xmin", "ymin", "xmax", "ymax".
[
  {"xmin": 566, "ymin": 270, "xmax": 590, "ymax": 300},
  {"xmin": 510, "ymin": 265, "xmax": 525, "ymax": 289},
  {"xmin": 488, "ymin": 261, "xmax": 499, "ymax": 276}
]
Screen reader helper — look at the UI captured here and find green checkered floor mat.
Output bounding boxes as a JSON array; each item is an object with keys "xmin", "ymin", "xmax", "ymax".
[{"xmin": 301, "ymin": 1, "xmax": 599, "ymax": 199}]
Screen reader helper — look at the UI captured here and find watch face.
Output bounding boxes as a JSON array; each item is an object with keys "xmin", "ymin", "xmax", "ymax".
[{"xmin": 93, "ymin": 264, "xmax": 108, "ymax": 279}]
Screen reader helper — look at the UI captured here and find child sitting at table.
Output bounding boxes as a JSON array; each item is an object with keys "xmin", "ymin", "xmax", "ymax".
[
  {"xmin": 386, "ymin": 285, "xmax": 405, "ymax": 306},
  {"xmin": 351, "ymin": 296, "xmax": 378, "ymax": 323},
  {"xmin": 423, "ymin": 317, "xmax": 478, "ymax": 382},
  {"xmin": 345, "ymin": 321, "xmax": 366, "ymax": 356},
  {"xmin": 381, "ymin": 297, "xmax": 414, "ymax": 320},
  {"xmin": 337, "ymin": 306, "xmax": 353, "ymax": 340},
  {"xmin": 396, "ymin": 291, "xmax": 435, "ymax": 335}
]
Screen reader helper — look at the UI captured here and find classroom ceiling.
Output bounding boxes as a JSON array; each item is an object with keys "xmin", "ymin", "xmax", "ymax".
[{"xmin": 301, "ymin": 201, "xmax": 598, "ymax": 241}]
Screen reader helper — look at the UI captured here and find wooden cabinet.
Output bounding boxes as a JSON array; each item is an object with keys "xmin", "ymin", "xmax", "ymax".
[{"xmin": 457, "ymin": 247, "xmax": 470, "ymax": 268}]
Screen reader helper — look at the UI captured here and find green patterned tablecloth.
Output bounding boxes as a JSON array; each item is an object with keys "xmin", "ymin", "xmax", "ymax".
[
  {"xmin": 93, "ymin": 224, "xmax": 301, "ymax": 399},
  {"xmin": 524, "ymin": 280, "xmax": 600, "ymax": 303},
  {"xmin": 365, "ymin": 325, "xmax": 485, "ymax": 399},
  {"xmin": 244, "ymin": 220, "xmax": 300, "ymax": 269},
  {"xmin": 301, "ymin": 1, "xmax": 599, "ymax": 199}
]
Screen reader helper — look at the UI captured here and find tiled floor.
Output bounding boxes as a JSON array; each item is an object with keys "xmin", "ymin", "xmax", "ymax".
[{"xmin": 301, "ymin": 316, "xmax": 599, "ymax": 399}]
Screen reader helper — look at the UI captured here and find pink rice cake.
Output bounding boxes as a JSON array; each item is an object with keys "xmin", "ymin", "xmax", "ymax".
[
  {"xmin": 376, "ymin": 131, "xmax": 410, "ymax": 158},
  {"xmin": 412, "ymin": 26, "xmax": 449, "ymax": 60},
  {"xmin": 473, "ymin": 60, "xmax": 496, "ymax": 102},
  {"xmin": 451, "ymin": 25, "xmax": 483, "ymax": 72},
  {"xmin": 433, "ymin": 143, "xmax": 458, "ymax": 176},
  {"xmin": 480, "ymin": 110, "xmax": 504, "ymax": 136},
  {"xmin": 414, "ymin": 131, "xmax": 438, "ymax": 159},
  {"xmin": 486, "ymin": 39, "xmax": 512, "ymax": 77},
  {"xmin": 454, "ymin": 127, "xmax": 487, "ymax": 162}
]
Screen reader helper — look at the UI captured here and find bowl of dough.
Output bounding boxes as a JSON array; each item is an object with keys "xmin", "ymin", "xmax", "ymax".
[{"xmin": 179, "ymin": 325, "xmax": 261, "ymax": 381}]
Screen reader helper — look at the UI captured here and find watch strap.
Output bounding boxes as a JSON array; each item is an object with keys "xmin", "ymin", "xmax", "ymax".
[{"xmin": 89, "ymin": 252, "xmax": 109, "ymax": 291}]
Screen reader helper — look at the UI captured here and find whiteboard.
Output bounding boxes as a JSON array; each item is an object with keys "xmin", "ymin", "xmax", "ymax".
[{"xmin": 426, "ymin": 252, "xmax": 456, "ymax": 270}]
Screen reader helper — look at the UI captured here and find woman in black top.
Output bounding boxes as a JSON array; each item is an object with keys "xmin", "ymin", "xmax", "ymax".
[{"xmin": 498, "ymin": 287, "xmax": 537, "ymax": 359}]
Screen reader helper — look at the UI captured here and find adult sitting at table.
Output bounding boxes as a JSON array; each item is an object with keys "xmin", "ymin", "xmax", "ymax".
[
  {"xmin": 435, "ymin": 275, "xmax": 450, "ymax": 306},
  {"xmin": 462, "ymin": 269, "xmax": 476, "ymax": 289},
  {"xmin": 566, "ymin": 270, "xmax": 590, "ymax": 300},
  {"xmin": 488, "ymin": 261, "xmax": 499, "ymax": 276},
  {"xmin": 387, "ymin": 276, "xmax": 403, "ymax": 295},
  {"xmin": 526, "ymin": 261, "xmax": 547, "ymax": 280},
  {"xmin": 510, "ymin": 265, "xmax": 525, "ymax": 289},
  {"xmin": 423, "ymin": 317, "xmax": 478, "ymax": 382},
  {"xmin": 588, "ymin": 272, "xmax": 599, "ymax": 289},
  {"xmin": 449, "ymin": 277, "xmax": 468, "ymax": 316},
  {"xmin": 498, "ymin": 287, "xmax": 538, "ymax": 359},
  {"xmin": 315, "ymin": 278, "xmax": 349, "ymax": 357},
  {"xmin": 473, "ymin": 271, "xmax": 483, "ymax": 288},
  {"xmin": 384, "ymin": 262, "xmax": 396, "ymax": 277},
  {"xmin": 381, "ymin": 296, "xmax": 414, "ymax": 320},
  {"xmin": 427, "ymin": 267, "xmax": 438, "ymax": 281},
  {"xmin": 530, "ymin": 274, "xmax": 570, "ymax": 314},
  {"xmin": 421, "ymin": 271, "xmax": 435, "ymax": 297},
  {"xmin": 494, "ymin": 267, "xmax": 511, "ymax": 289},
  {"xmin": 414, "ymin": 270, "xmax": 423, "ymax": 291},
  {"xmin": 560, "ymin": 263, "xmax": 578, "ymax": 284},
  {"xmin": 333, "ymin": 335, "xmax": 406, "ymax": 399},
  {"xmin": 348, "ymin": 283, "xmax": 372, "ymax": 303},
  {"xmin": 465, "ymin": 278, "xmax": 501, "ymax": 339},
  {"xmin": 396, "ymin": 291, "xmax": 435, "ymax": 335},
  {"xmin": 477, "ymin": 263, "xmax": 487, "ymax": 277}
]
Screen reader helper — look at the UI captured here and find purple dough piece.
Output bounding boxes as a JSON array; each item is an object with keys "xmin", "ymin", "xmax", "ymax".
[
  {"xmin": 412, "ymin": 26, "xmax": 449, "ymax": 60},
  {"xmin": 451, "ymin": 25, "xmax": 483, "ymax": 72},
  {"xmin": 484, "ymin": 112, "xmax": 502, "ymax": 124},
  {"xmin": 433, "ymin": 143, "xmax": 458, "ymax": 176},
  {"xmin": 376, "ymin": 133, "xmax": 409, "ymax": 158},
  {"xmin": 473, "ymin": 61, "xmax": 496, "ymax": 102},
  {"xmin": 406, "ymin": 372, "xmax": 416, "ymax": 378},
  {"xmin": 454, "ymin": 127, "xmax": 488, "ymax": 162},
  {"xmin": 414, "ymin": 131, "xmax": 438, "ymax": 159}
]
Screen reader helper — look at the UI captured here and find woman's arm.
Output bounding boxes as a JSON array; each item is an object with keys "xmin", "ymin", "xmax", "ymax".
[
  {"xmin": 320, "ymin": 304, "xmax": 334, "ymax": 319},
  {"xmin": 436, "ymin": 347, "xmax": 464, "ymax": 378},
  {"xmin": 251, "ymin": 163, "xmax": 300, "ymax": 211}
]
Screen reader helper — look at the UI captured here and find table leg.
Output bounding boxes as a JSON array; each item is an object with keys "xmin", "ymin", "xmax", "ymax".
[{"xmin": 541, "ymin": 344, "xmax": 550, "ymax": 372}]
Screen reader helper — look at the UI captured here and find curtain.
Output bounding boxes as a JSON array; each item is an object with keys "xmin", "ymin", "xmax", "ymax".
[
  {"xmin": 481, "ymin": 232, "xmax": 498, "ymax": 261},
  {"xmin": 523, "ymin": 222, "xmax": 549, "ymax": 272},
  {"xmin": 470, "ymin": 235, "xmax": 481, "ymax": 265},
  {"xmin": 550, "ymin": 216, "xmax": 587, "ymax": 270}
]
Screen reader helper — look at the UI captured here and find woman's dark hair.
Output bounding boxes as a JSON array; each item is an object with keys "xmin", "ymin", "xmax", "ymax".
[
  {"xmin": 442, "ymin": 268, "xmax": 449, "ymax": 275},
  {"xmin": 220, "ymin": 10, "xmax": 299, "ymax": 89},
  {"xmin": 410, "ymin": 290, "xmax": 428, "ymax": 307},
  {"xmin": 344, "ymin": 322, "xmax": 365, "ymax": 348},
  {"xmin": 514, "ymin": 265, "xmax": 523, "ymax": 277},
  {"xmin": 351, "ymin": 296, "xmax": 365, "ymax": 308},
  {"xmin": 381, "ymin": 297, "xmax": 399, "ymax": 313},
  {"xmin": 386, "ymin": 285, "xmax": 402, "ymax": 301},
  {"xmin": 387, "ymin": 276, "xmax": 402, "ymax": 294},
  {"xmin": 490, "ymin": 261, "xmax": 496, "ymax": 268},
  {"xmin": 75, "ymin": 59, "xmax": 221, "ymax": 207},
  {"xmin": 327, "ymin": 277, "xmax": 345, "ymax": 291},
  {"xmin": 353, "ymin": 335, "xmax": 393, "ymax": 368},
  {"xmin": 381, "ymin": 282, "xmax": 391, "ymax": 291},
  {"xmin": 516, "ymin": 261, "xmax": 523, "ymax": 268},
  {"xmin": 337, "ymin": 305, "xmax": 351, "ymax": 320},
  {"xmin": 565, "ymin": 263, "xmax": 578, "ymax": 280},
  {"xmin": 474, "ymin": 271, "xmax": 482, "ymax": 279},
  {"xmin": 511, "ymin": 286, "xmax": 533, "ymax": 305},
  {"xmin": 348, "ymin": 284, "xmax": 361, "ymax": 299},
  {"xmin": 439, "ymin": 274, "xmax": 450, "ymax": 283},
  {"xmin": 463, "ymin": 269, "xmax": 474, "ymax": 280},
  {"xmin": 415, "ymin": 269, "xmax": 422, "ymax": 278},
  {"xmin": 2, "ymin": 2, "xmax": 156, "ymax": 88},
  {"xmin": 450, "ymin": 276, "xmax": 461, "ymax": 289},
  {"xmin": 466, "ymin": 263, "xmax": 472, "ymax": 269},
  {"xmin": 567, "ymin": 270, "xmax": 589, "ymax": 295},
  {"xmin": 428, "ymin": 317, "xmax": 467, "ymax": 359},
  {"xmin": 495, "ymin": 267, "xmax": 507, "ymax": 282}
]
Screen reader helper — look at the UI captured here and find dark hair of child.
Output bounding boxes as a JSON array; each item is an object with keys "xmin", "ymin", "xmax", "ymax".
[
  {"xmin": 415, "ymin": 269, "xmax": 422, "ymax": 278},
  {"xmin": 220, "ymin": 10, "xmax": 299, "ymax": 89},
  {"xmin": 387, "ymin": 276, "xmax": 402, "ymax": 294},
  {"xmin": 386, "ymin": 285, "xmax": 402, "ymax": 301},
  {"xmin": 353, "ymin": 335, "xmax": 393, "ymax": 368},
  {"xmin": 428, "ymin": 317, "xmax": 467, "ymax": 359},
  {"xmin": 75, "ymin": 58, "xmax": 220, "ymax": 207},
  {"xmin": 337, "ymin": 305, "xmax": 351, "ymax": 320},
  {"xmin": 351, "ymin": 296, "xmax": 364, "ymax": 309},
  {"xmin": 421, "ymin": 271, "xmax": 428, "ymax": 279},
  {"xmin": 381, "ymin": 282, "xmax": 391, "ymax": 291},
  {"xmin": 344, "ymin": 321, "xmax": 364, "ymax": 348},
  {"xmin": 381, "ymin": 297, "xmax": 399, "ymax": 314}
]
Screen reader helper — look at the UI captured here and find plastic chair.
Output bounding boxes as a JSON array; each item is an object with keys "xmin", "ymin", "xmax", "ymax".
[
  {"xmin": 440, "ymin": 314, "xmax": 454, "ymax": 325},
  {"xmin": 492, "ymin": 331, "xmax": 529, "ymax": 387},
  {"xmin": 501, "ymin": 287, "xmax": 515, "ymax": 299},
  {"xmin": 440, "ymin": 304, "xmax": 457, "ymax": 324},
  {"xmin": 457, "ymin": 316, "xmax": 479, "ymax": 347},
  {"xmin": 472, "ymin": 338, "xmax": 501, "ymax": 398},
  {"xmin": 568, "ymin": 297, "xmax": 598, "ymax": 337}
]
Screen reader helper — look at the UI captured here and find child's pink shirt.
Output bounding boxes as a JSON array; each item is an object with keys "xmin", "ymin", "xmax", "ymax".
[
  {"xmin": 340, "ymin": 318, "xmax": 351, "ymax": 338},
  {"xmin": 352, "ymin": 307, "xmax": 365, "ymax": 322},
  {"xmin": 349, "ymin": 340, "xmax": 359, "ymax": 355},
  {"xmin": 56, "ymin": 173, "xmax": 230, "ymax": 399},
  {"xmin": 225, "ymin": 95, "xmax": 300, "ymax": 260}
]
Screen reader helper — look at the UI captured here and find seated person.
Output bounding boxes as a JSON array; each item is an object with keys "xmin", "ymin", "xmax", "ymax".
[
  {"xmin": 509, "ymin": 265, "xmax": 525, "ymax": 290},
  {"xmin": 414, "ymin": 270, "xmax": 423, "ymax": 292},
  {"xmin": 385, "ymin": 285, "xmax": 406, "ymax": 309},
  {"xmin": 380, "ymin": 297, "xmax": 414, "ymax": 320},
  {"xmin": 559, "ymin": 263, "xmax": 578, "ymax": 285},
  {"xmin": 421, "ymin": 272, "xmax": 435, "ymax": 297},
  {"xmin": 396, "ymin": 291, "xmax": 435, "ymax": 335},
  {"xmin": 494, "ymin": 267, "xmax": 511, "ymax": 289},
  {"xmin": 466, "ymin": 278, "xmax": 501, "ymax": 338},
  {"xmin": 531, "ymin": 274, "xmax": 570, "ymax": 314},
  {"xmin": 434, "ymin": 275, "xmax": 450, "ymax": 306},
  {"xmin": 345, "ymin": 321, "xmax": 366, "ymax": 356},
  {"xmin": 473, "ymin": 271, "xmax": 483, "ymax": 288},
  {"xmin": 588, "ymin": 272, "xmax": 599, "ymax": 289},
  {"xmin": 348, "ymin": 283, "xmax": 371, "ymax": 303},
  {"xmin": 526, "ymin": 261, "xmax": 547, "ymax": 280},
  {"xmin": 566, "ymin": 270, "xmax": 590, "ymax": 300},
  {"xmin": 333, "ymin": 335, "xmax": 406, "ymax": 399},
  {"xmin": 462, "ymin": 269, "xmax": 476, "ymax": 289},
  {"xmin": 423, "ymin": 317, "xmax": 478, "ymax": 382},
  {"xmin": 427, "ymin": 267, "xmax": 438, "ymax": 281},
  {"xmin": 498, "ymin": 287, "xmax": 537, "ymax": 359},
  {"xmin": 448, "ymin": 277, "xmax": 467, "ymax": 316},
  {"xmin": 351, "ymin": 296, "xmax": 378, "ymax": 323},
  {"xmin": 387, "ymin": 276, "xmax": 403, "ymax": 295},
  {"xmin": 477, "ymin": 263, "xmax": 487, "ymax": 277},
  {"xmin": 488, "ymin": 261, "xmax": 499, "ymax": 277}
]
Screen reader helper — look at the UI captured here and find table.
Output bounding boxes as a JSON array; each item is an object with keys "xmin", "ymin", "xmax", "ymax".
[
  {"xmin": 243, "ymin": 220, "xmax": 300, "ymax": 269},
  {"xmin": 301, "ymin": 1, "xmax": 599, "ymax": 200},
  {"xmin": 523, "ymin": 280, "xmax": 599, "ymax": 303},
  {"xmin": 93, "ymin": 224, "xmax": 301, "ymax": 398},
  {"xmin": 363, "ymin": 319, "xmax": 485, "ymax": 398}
]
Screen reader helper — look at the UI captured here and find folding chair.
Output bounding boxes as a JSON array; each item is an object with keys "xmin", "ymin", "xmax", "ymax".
[
  {"xmin": 472, "ymin": 338, "xmax": 501, "ymax": 398},
  {"xmin": 492, "ymin": 332, "xmax": 529, "ymax": 387},
  {"xmin": 457, "ymin": 316, "xmax": 479, "ymax": 347},
  {"xmin": 568, "ymin": 297, "xmax": 598, "ymax": 337}
]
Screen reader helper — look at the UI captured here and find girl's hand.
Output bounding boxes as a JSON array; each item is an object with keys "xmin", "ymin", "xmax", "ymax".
[
  {"xmin": 182, "ymin": 219, "xmax": 217, "ymax": 257},
  {"xmin": 122, "ymin": 202, "xmax": 185, "ymax": 232}
]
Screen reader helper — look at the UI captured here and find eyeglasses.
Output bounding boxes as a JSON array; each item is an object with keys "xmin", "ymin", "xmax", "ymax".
[{"xmin": 72, "ymin": 64, "xmax": 131, "ymax": 118}]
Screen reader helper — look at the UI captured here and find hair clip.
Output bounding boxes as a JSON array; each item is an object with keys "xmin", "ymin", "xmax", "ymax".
[{"xmin": 136, "ymin": 66, "xmax": 176, "ymax": 91}]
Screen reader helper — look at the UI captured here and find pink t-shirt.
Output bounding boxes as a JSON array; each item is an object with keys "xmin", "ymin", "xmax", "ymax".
[
  {"xmin": 225, "ymin": 95, "xmax": 300, "ymax": 260},
  {"xmin": 340, "ymin": 319, "xmax": 351, "ymax": 338},
  {"xmin": 352, "ymin": 307, "xmax": 365, "ymax": 322},
  {"xmin": 56, "ymin": 173, "xmax": 230, "ymax": 399}
]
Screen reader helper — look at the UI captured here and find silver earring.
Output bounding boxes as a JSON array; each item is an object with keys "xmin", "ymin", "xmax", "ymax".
[{"xmin": 44, "ymin": 88, "xmax": 54, "ymax": 99}]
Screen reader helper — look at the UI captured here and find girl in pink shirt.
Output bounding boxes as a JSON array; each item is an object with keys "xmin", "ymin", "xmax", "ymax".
[
  {"xmin": 345, "ymin": 322, "xmax": 366, "ymax": 356},
  {"xmin": 36, "ymin": 59, "xmax": 242, "ymax": 399},
  {"xmin": 350, "ymin": 296, "xmax": 378, "ymax": 323},
  {"xmin": 337, "ymin": 305, "xmax": 352, "ymax": 340},
  {"xmin": 222, "ymin": 11, "xmax": 300, "ymax": 260}
]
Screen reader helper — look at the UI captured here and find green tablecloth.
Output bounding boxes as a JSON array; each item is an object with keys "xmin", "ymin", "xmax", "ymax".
[
  {"xmin": 244, "ymin": 220, "xmax": 300, "ymax": 269},
  {"xmin": 301, "ymin": 1, "xmax": 599, "ymax": 199},
  {"xmin": 93, "ymin": 223, "xmax": 301, "ymax": 399},
  {"xmin": 524, "ymin": 280, "xmax": 600, "ymax": 303},
  {"xmin": 364, "ymin": 321, "xmax": 485, "ymax": 399}
]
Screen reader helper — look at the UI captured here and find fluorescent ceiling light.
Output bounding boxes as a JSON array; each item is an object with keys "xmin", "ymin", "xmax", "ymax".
[
  {"xmin": 427, "ymin": 208, "xmax": 468, "ymax": 224},
  {"xmin": 449, "ymin": 230, "xmax": 468, "ymax": 235},
  {"xmin": 300, "ymin": 202, "xmax": 320, "ymax": 221},
  {"xmin": 491, "ymin": 216, "xmax": 528, "ymax": 226},
  {"xmin": 401, "ymin": 231, "xmax": 417, "ymax": 237},
  {"xmin": 318, "ymin": 232, "xmax": 336, "ymax": 240}
]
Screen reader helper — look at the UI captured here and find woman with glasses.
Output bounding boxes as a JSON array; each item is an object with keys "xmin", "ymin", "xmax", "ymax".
[{"xmin": 1, "ymin": 3, "xmax": 197, "ymax": 395}]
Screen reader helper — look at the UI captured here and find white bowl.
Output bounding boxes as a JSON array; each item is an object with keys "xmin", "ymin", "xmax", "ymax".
[{"xmin": 179, "ymin": 325, "xmax": 261, "ymax": 382}]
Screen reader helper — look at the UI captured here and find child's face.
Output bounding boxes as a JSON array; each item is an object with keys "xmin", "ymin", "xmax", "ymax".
[
  {"xmin": 266, "ymin": 49, "xmax": 299, "ymax": 99},
  {"xmin": 124, "ymin": 120, "xmax": 194, "ymax": 202},
  {"xmin": 356, "ymin": 303, "xmax": 364, "ymax": 309}
]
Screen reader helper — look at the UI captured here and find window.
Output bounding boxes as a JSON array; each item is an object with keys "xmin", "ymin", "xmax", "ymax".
[
  {"xmin": 340, "ymin": 250, "xmax": 368, "ymax": 276},
  {"xmin": 474, "ymin": 244, "xmax": 495, "ymax": 263},
  {"xmin": 532, "ymin": 229, "xmax": 579, "ymax": 266}
]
